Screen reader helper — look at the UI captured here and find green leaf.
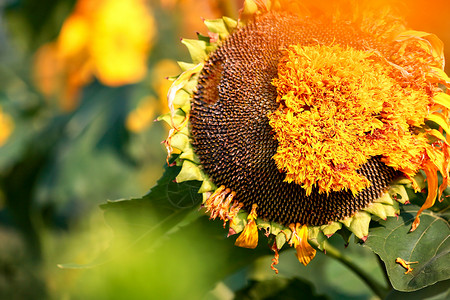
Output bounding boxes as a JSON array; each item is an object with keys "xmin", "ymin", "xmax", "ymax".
[
  {"xmin": 365, "ymin": 205, "xmax": 450, "ymax": 291},
  {"xmin": 181, "ymin": 38, "xmax": 208, "ymax": 64},
  {"xmin": 100, "ymin": 157, "xmax": 202, "ymax": 235},
  {"xmin": 385, "ymin": 279, "xmax": 450, "ymax": 300}
]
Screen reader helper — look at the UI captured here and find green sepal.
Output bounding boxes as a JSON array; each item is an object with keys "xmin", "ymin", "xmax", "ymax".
[
  {"xmin": 383, "ymin": 201, "xmax": 400, "ymax": 217},
  {"xmin": 176, "ymin": 160, "xmax": 204, "ymax": 182},
  {"xmin": 388, "ymin": 184, "xmax": 409, "ymax": 204},
  {"xmin": 175, "ymin": 157, "xmax": 183, "ymax": 167},
  {"xmin": 172, "ymin": 89, "xmax": 192, "ymax": 113},
  {"xmin": 181, "ymin": 39, "xmax": 208, "ymax": 64},
  {"xmin": 269, "ymin": 222, "xmax": 285, "ymax": 236},
  {"xmin": 413, "ymin": 172, "xmax": 427, "ymax": 190},
  {"xmin": 204, "ymin": 18, "xmax": 231, "ymax": 40},
  {"xmin": 198, "ymin": 178, "xmax": 216, "ymax": 193},
  {"xmin": 157, "ymin": 109, "xmax": 186, "ymax": 128},
  {"xmin": 240, "ymin": 0, "xmax": 260, "ymax": 23},
  {"xmin": 400, "ymin": 172, "xmax": 426, "ymax": 192},
  {"xmin": 307, "ymin": 227, "xmax": 327, "ymax": 250},
  {"xmin": 340, "ymin": 217, "xmax": 352, "ymax": 228},
  {"xmin": 222, "ymin": 16, "xmax": 238, "ymax": 32},
  {"xmin": 170, "ymin": 132, "xmax": 189, "ymax": 152},
  {"xmin": 178, "ymin": 126, "xmax": 190, "ymax": 136},
  {"xmin": 178, "ymin": 61, "xmax": 197, "ymax": 72},
  {"xmin": 341, "ymin": 211, "xmax": 371, "ymax": 239},
  {"xmin": 275, "ymin": 232, "xmax": 287, "ymax": 250},
  {"xmin": 179, "ymin": 143, "xmax": 200, "ymax": 164},
  {"xmin": 392, "ymin": 176, "xmax": 413, "ymax": 185},
  {"xmin": 364, "ymin": 202, "xmax": 388, "ymax": 220},
  {"xmin": 320, "ymin": 221, "xmax": 343, "ymax": 237},
  {"xmin": 307, "ymin": 226, "xmax": 321, "ymax": 240},
  {"xmin": 314, "ymin": 231, "xmax": 327, "ymax": 251},
  {"xmin": 182, "ymin": 73, "xmax": 200, "ymax": 94},
  {"xmin": 230, "ymin": 211, "xmax": 248, "ymax": 235},
  {"xmin": 373, "ymin": 190, "xmax": 395, "ymax": 205}
]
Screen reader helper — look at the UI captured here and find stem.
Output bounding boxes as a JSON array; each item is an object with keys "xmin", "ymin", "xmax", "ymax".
[{"xmin": 310, "ymin": 240, "xmax": 390, "ymax": 299}]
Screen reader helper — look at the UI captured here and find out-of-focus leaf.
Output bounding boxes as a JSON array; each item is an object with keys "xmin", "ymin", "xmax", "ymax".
[
  {"xmin": 365, "ymin": 205, "xmax": 449, "ymax": 291},
  {"xmin": 100, "ymin": 156, "xmax": 202, "ymax": 233},
  {"xmin": 59, "ymin": 157, "xmax": 202, "ymax": 269},
  {"xmin": 69, "ymin": 215, "xmax": 272, "ymax": 300},
  {"xmin": 234, "ymin": 278, "xmax": 329, "ymax": 300},
  {"xmin": 4, "ymin": 0, "xmax": 76, "ymax": 51}
]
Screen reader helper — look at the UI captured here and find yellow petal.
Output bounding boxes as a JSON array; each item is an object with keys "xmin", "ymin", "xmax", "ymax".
[
  {"xmin": 433, "ymin": 93, "xmax": 450, "ymax": 111},
  {"xmin": 426, "ymin": 113, "xmax": 450, "ymax": 135},
  {"xmin": 427, "ymin": 67, "xmax": 450, "ymax": 85}
]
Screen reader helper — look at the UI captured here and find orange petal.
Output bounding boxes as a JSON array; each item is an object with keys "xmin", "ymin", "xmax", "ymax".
[
  {"xmin": 289, "ymin": 224, "xmax": 316, "ymax": 266},
  {"xmin": 234, "ymin": 218, "xmax": 258, "ymax": 249},
  {"xmin": 234, "ymin": 204, "xmax": 259, "ymax": 249},
  {"xmin": 411, "ymin": 162, "xmax": 438, "ymax": 231}
]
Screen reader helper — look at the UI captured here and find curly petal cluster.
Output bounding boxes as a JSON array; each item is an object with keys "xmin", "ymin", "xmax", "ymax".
[{"xmin": 269, "ymin": 44, "xmax": 434, "ymax": 195}]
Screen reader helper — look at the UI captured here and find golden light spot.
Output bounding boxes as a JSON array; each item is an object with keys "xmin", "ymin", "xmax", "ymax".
[
  {"xmin": 125, "ymin": 96, "xmax": 156, "ymax": 133},
  {"xmin": 0, "ymin": 107, "xmax": 13, "ymax": 147},
  {"xmin": 90, "ymin": 0, "xmax": 155, "ymax": 86},
  {"xmin": 269, "ymin": 44, "xmax": 434, "ymax": 195}
]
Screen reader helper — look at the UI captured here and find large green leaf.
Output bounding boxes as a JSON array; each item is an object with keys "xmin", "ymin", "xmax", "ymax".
[
  {"xmin": 385, "ymin": 279, "xmax": 450, "ymax": 300},
  {"xmin": 99, "ymin": 156, "xmax": 203, "ymax": 245},
  {"xmin": 365, "ymin": 205, "xmax": 449, "ymax": 292},
  {"xmin": 59, "ymin": 158, "xmax": 202, "ymax": 269}
]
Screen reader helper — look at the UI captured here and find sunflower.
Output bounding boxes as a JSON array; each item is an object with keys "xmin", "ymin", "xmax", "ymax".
[{"xmin": 160, "ymin": 0, "xmax": 450, "ymax": 272}]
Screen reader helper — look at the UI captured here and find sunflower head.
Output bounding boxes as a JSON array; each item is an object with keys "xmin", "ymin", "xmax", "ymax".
[{"xmin": 161, "ymin": 0, "xmax": 450, "ymax": 270}]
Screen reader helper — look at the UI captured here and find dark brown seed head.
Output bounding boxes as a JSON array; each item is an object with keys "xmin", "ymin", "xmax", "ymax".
[{"xmin": 190, "ymin": 12, "xmax": 400, "ymax": 226}]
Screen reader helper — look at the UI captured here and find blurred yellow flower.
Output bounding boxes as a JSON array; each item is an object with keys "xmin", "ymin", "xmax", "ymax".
[
  {"xmin": 151, "ymin": 60, "xmax": 181, "ymax": 115},
  {"xmin": 0, "ymin": 107, "xmax": 14, "ymax": 147},
  {"xmin": 126, "ymin": 60, "xmax": 180, "ymax": 133},
  {"xmin": 34, "ymin": 0, "xmax": 156, "ymax": 111},
  {"xmin": 126, "ymin": 96, "xmax": 156, "ymax": 133}
]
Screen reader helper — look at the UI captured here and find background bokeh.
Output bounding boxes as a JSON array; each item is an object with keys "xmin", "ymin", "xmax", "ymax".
[{"xmin": 0, "ymin": 0, "xmax": 448, "ymax": 299}]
